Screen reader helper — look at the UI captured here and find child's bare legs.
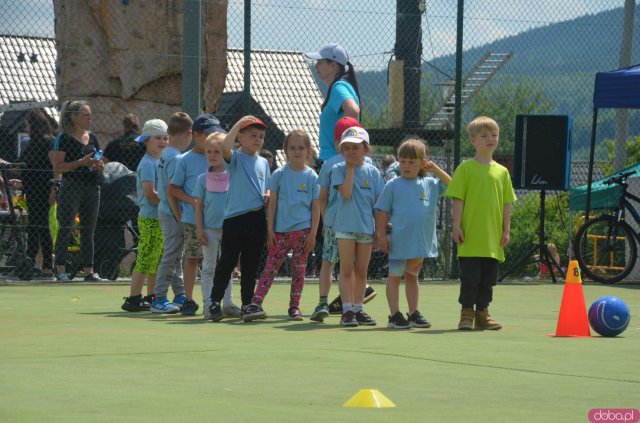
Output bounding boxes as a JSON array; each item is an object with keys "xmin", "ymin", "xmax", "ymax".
[
  {"xmin": 318, "ymin": 260, "xmax": 334, "ymax": 298},
  {"xmin": 337, "ymin": 238, "xmax": 356, "ymax": 309},
  {"xmin": 404, "ymin": 258, "xmax": 424, "ymax": 314},
  {"xmin": 183, "ymin": 257, "xmax": 199, "ymax": 300},
  {"xmin": 352, "ymin": 242, "xmax": 372, "ymax": 306},
  {"xmin": 386, "ymin": 273, "xmax": 402, "ymax": 314},
  {"xmin": 146, "ymin": 275, "xmax": 156, "ymax": 297},
  {"xmin": 130, "ymin": 271, "xmax": 146, "ymax": 297}
]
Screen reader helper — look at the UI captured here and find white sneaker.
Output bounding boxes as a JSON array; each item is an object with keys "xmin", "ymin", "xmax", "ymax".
[{"xmin": 223, "ymin": 303, "xmax": 242, "ymax": 317}]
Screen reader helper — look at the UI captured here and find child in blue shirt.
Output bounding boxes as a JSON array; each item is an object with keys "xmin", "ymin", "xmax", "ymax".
[
  {"xmin": 375, "ymin": 138, "xmax": 451, "ymax": 329},
  {"xmin": 195, "ymin": 133, "xmax": 240, "ymax": 319},
  {"xmin": 243, "ymin": 130, "xmax": 320, "ymax": 322},
  {"xmin": 121, "ymin": 119, "xmax": 168, "ymax": 312},
  {"xmin": 331, "ymin": 127, "xmax": 383, "ymax": 327},
  {"xmin": 169, "ymin": 114, "xmax": 226, "ymax": 315},
  {"xmin": 151, "ymin": 112, "xmax": 192, "ymax": 314},
  {"xmin": 209, "ymin": 115, "xmax": 271, "ymax": 322},
  {"xmin": 310, "ymin": 117, "xmax": 376, "ymax": 322}
]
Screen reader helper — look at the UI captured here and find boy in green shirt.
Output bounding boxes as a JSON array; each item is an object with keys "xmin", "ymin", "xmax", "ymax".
[{"xmin": 445, "ymin": 116, "xmax": 516, "ymax": 330}]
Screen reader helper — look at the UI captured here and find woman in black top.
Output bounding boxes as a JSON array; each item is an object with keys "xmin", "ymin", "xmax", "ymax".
[
  {"xmin": 17, "ymin": 111, "xmax": 56, "ymax": 277},
  {"xmin": 49, "ymin": 100, "xmax": 106, "ymax": 281}
]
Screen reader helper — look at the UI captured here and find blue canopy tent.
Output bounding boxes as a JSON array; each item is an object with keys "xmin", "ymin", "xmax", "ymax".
[{"xmin": 585, "ymin": 64, "xmax": 640, "ymax": 217}]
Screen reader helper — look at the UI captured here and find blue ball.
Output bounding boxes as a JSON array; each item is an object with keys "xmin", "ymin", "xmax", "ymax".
[{"xmin": 588, "ymin": 296, "xmax": 631, "ymax": 337}]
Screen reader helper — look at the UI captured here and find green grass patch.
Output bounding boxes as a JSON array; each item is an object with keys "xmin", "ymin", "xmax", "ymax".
[{"xmin": 0, "ymin": 281, "xmax": 638, "ymax": 422}]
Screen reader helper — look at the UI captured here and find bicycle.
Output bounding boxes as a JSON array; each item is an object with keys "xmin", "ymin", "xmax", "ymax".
[
  {"xmin": 573, "ymin": 170, "xmax": 639, "ymax": 283},
  {"xmin": 0, "ymin": 162, "xmax": 33, "ymax": 280}
]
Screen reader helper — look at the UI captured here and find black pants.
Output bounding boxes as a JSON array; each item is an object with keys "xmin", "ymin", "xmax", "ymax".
[
  {"xmin": 458, "ymin": 257, "xmax": 499, "ymax": 309},
  {"xmin": 210, "ymin": 209, "xmax": 266, "ymax": 305},
  {"xmin": 25, "ymin": 189, "xmax": 52, "ymax": 270},
  {"xmin": 54, "ymin": 179, "xmax": 100, "ymax": 268}
]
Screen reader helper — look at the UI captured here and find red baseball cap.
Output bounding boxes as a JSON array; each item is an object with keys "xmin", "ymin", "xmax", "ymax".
[
  {"xmin": 334, "ymin": 117, "xmax": 361, "ymax": 141},
  {"xmin": 240, "ymin": 117, "xmax": 268, "ymax": 130}
]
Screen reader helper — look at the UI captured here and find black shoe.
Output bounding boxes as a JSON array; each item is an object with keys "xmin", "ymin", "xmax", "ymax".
[
  {"xmin": 142, "ymin": 294, "xmax": 155, "ymax": 310},
  {"xmin": 328, "ymin": 296, "xmax": 342, "ymax": 315},
  {"xmin": 242, "ymin": 304, "xmax": 266, "ymax": 322},
  {"xmin": 209, "ymin": 302, "xmax": 224, "ymax": 322},
  {"xmin": 355, "ymin": 310, "xmax": 377, "ymax": 326},
  {"xmin": 387, "ymin": 311, "xmax": 411, "ymax": 329},
  {"xmin": 340, "ymin": 310, "xmax": 358, "ymax": 327},
  {"xmin": 407, "ymin": 310, "xmax": 431, "ymax": 328},
  {"xmin": 364, "ymin": 286, "xmax": 377, "ymax": 304},
  {"xmin": 121, "ymin": 295, "xmax": 147, "ymax": 312},
  {"xmin": 180, "ymin": 299, "xmax": 199, "ymax": 316},
  {"xmin": 310, "ymin": 302, "xmax": 330, "ymax": 322}
]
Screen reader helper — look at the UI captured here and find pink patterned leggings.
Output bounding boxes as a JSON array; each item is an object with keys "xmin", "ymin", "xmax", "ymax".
[{"xmin": 252, "ymin": 228, "xmax": 310, "ymax": 308}]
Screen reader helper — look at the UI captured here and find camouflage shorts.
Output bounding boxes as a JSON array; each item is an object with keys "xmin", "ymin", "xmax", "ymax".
[
  {"xmin": 322, "ymin": 225, "xmax": 339, "ymax": 264},
  {"xmin": 183, "ymin": 223, "xmax": 203, "ymax": 259}
]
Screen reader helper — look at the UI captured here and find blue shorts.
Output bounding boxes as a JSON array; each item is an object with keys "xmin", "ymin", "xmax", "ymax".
[{"xmin": 388, "ymin": 258, "xmax": 423, "ymax": 277}]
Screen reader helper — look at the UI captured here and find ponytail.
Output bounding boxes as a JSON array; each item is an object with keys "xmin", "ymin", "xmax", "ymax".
[
  {"xmin": 59, "ymin": 100, "xmax": 89, "ymax": 133},
  {"xmin": 321, "ymin": 61, "xmax": 361, "ymax": 114}
]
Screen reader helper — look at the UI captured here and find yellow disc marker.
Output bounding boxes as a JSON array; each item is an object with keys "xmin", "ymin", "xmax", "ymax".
[{"xmin": 343, "ymin": 389, "xmax": 396, "ymax": 408}]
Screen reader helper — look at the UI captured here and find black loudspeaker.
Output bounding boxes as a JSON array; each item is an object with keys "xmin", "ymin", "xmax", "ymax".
[{"xmin": 513, "ymin": 115, "xmax": 572, "ymax": 191}]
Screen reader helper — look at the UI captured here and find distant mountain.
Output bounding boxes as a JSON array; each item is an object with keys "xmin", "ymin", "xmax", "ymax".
[{"xmin": 358, "ymin": 6, "xmax": 640, "ymax": 154}]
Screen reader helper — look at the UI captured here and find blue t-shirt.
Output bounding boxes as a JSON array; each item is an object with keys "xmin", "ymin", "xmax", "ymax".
[
  {"xmin": 318, "ymin": 154, "xmax": 372, "ymax": 228},
  {"xmin": 136, "ymin": 154, "xmax": 159, "ymax": 219},
  {"xmin": 157, "ymin": 146, "xmax": 182, "ymax": 216},
  {"xmin": 375, "ymin": 176, "xmax": 446, "ymax": 259},
  {"xmin": 194, "ymin": 172, "xmax": 227, "ymax": 230},
  {"xmin": 318, "ymin": 81, "xmax": 359, "ymax": 161},
  {"xmin": 171, "ymin": 149, "xmax": 208, "ymax": 225},
  {"xmin": 270, "ymin": 164, "xmax": 319, "ymax": 233},
  {"xmin": 224, "ymin": 149, "xmax": 270, "ymax": 219},
  {"xmin": 331, "ymin": 162, "xmax": 383, "ymax": 235}
]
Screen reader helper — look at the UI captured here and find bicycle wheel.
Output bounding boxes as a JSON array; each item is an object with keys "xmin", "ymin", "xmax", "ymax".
[{"xmin": 574, "ymin": 215, "xmax": 638, "ymax": 283}]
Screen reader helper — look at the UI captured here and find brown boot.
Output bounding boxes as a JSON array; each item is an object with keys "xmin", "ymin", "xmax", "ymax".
[
  {"xmin": 458, "ymin": 308, "xmax": 475, "ymax": 330},
  {"xmin": 474, "ymin": 308, "xmax": 502, "ymax": 330}
]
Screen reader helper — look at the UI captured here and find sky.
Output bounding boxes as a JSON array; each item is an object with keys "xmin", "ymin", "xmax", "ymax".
[{"xmin": 1, "ymin": 0, "xmax": 629, "ymax": 73}]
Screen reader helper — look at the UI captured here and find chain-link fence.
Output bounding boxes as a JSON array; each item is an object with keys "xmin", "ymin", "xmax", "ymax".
[{"xmin": 0, "ymin": 1, "xmax": 638, "ymax": 282}]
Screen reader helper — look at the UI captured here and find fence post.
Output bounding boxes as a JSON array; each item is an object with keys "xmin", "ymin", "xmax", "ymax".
[{"xmin": 182, "ymin": 0, "xmax": 202, "ymax": 118}]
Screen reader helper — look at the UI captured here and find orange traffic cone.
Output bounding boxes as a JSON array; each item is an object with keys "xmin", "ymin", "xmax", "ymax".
[{"xmin": 552, "ymin": 260, "xmax": 591, "ymax": 337}]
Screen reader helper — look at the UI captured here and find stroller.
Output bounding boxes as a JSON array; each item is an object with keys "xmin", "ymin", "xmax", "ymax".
[{"xmin": 94, "ymin": 162, "xmax": 139, "ymax": 280}]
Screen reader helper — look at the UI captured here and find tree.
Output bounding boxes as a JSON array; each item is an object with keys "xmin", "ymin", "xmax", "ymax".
[{"xmin": 467, "ymin": 76, "xmax": 556, "ymax": 156}]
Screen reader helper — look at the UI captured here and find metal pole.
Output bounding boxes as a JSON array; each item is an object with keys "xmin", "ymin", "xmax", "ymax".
[
  {"xmin": 450, "ymin": 0, "xmax": 464, "ymax": 279},
  {"xmin": 243, "ymin": 0, "xmax": 252, "ymax": 115},
  {"xmin": 613, "ymin": 0, "xmax": 635, "ymax": 171},
  {"xmin": 182, "ymin": 0, "xmax": 202, "ymax": 118},
  {"xmin": 394, "ymin": 0, "xmax": 422, "ymax": 129}
]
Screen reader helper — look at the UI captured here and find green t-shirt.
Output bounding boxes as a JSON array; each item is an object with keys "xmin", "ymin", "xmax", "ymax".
[{"xmin": 445, "ymin": 159, "xmax": 516, "ymax": 262}]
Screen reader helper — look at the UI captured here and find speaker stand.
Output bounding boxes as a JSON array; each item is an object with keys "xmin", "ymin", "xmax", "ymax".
[{"xmin": 499, "ymin": 190, "xmax": 566, "ymax": 283}]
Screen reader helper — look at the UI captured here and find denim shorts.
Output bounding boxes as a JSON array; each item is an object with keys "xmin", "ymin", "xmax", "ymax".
[{"xmin": 334, "ymin": 231, "xmax": 373, "ymax": 244}]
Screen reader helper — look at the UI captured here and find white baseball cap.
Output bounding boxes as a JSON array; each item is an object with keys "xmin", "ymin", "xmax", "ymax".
[
  {"xmin": 338, "ymin": 126, "xmax": 369, "ymax": 148},
  {"xmin": 135, "ymin": 119, "xmax": 168, "ymax": 142},
  {"xmin": 304, "ymin": 44, "xmax": 349, "ymax": 66}
]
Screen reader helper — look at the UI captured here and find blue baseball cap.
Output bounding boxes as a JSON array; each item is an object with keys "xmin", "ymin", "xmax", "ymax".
[{"xmin": 192, "ymin": 114, "xmax": 226, "ymax": 134}]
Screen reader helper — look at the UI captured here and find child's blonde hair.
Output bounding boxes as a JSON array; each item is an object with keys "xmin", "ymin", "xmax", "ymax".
[
  {"xmin": 205, "ymin": 132, "xmax": 226, "ymax": 150},
  {"xmin": 467, "ymin": 116, "xmax": 500, "ymax": 137},
  {"xmin": 283, "ymin": 130, "xmax": 312, "ymax": 164},
  {"xmin": 397, "ymin": 138, "xmax": 429, "ymax": 177}
]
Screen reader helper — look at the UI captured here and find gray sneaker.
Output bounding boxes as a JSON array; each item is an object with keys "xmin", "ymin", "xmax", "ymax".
[
  {"xmin": 223, "ymin": 303, "xmax": 242, "ymax": 317},
  {"xmin": 56, "ymin": 273, "xmax": 72, "ymax": 282}
]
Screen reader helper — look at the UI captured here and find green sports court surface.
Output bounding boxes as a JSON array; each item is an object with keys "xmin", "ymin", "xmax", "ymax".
[{"xmin": 0, "ymin": 280, "xmax": 638, "ymax": 422}]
